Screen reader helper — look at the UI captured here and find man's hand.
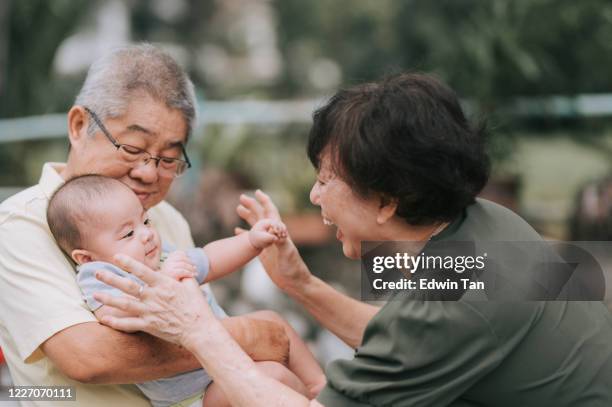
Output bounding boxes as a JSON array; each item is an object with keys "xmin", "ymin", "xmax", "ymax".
[{"xmin": 160, "ymin": 251, "xmax": 197, "ymax": 280}]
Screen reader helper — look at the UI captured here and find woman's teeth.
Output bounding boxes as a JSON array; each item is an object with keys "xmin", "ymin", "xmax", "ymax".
[{"xmin": 323, "ymin": 217, "xmax": 334, "ymax": 226}]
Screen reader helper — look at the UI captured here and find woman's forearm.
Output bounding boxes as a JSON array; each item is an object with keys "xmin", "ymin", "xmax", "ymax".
[
  {"xmin": 186, "ymin": 319, "xmax": 321, "ymax": 407},
  {"xmin": 285, "ymin": 273, "xmax": 380, "ymax": 349},
  {"xmin": 258, "ymin": 241, "xmax": 380, "ymax": 349}
]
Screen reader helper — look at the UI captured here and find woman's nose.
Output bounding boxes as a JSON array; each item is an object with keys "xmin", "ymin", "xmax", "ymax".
[{"xmin": 309, "ymin": 182, "xmax": 320, "ymax": 206}]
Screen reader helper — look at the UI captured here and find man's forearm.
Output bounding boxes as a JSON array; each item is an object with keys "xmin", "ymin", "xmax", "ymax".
[
  {"xmin": 286, "ymin": 274, "xmax": 380, "ymax": 349},
  {"xmin": 42, "ymin": 322, "xmax": 203, "ymax": 384},
  {"xmin": 43, "ymin": 316, "xmax": 291, "ymax": 385}
]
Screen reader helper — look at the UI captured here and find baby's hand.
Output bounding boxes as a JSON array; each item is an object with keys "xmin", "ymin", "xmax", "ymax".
[
  {"xmin": 248, "ymin": 218, "xmax": 288, "ymax": 250},
  {"xmin": 161, "ymin": 251, "xmax": 197, "ymax": 281}
]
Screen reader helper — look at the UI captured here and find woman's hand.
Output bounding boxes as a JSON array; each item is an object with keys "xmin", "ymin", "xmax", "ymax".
[
  {"xmin": 238, "ymin": 191, "xmax": 380, "ymax": 349},
  {"xmin": 248, "ymin": 218, "xmax": 288, "ymax": 250},
  {"xmin": 93, "ymin": 254, "xmax": 212, "ymax": 350},
  {"xmin": 236, "ymin": 190, "xmax": 312, "ymax": 292}
]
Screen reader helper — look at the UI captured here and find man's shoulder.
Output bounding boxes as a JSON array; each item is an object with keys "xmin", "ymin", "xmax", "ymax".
[
  {"xmin": 149, "ymin": 200, "xmax": 189, "ymax": 229},
  {"xmin": 0, "ymin": 184, "xmax": 47, "ymax": 227},
  {"xmin": 150, "ymin": 200, "xmax": 184, "ymax": 219},
  {"xmin": 149, "ymin": 200, "xmax": 194, "ymax": 249},
  {"xmin": 0, "ymin": 184, "xmax": 61, "ymax": 261}
]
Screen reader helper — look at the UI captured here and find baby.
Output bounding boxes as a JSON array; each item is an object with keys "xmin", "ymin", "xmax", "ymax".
[{"xmin": 46, "ymin": 174, "xmax": 325, "ymax": 407}]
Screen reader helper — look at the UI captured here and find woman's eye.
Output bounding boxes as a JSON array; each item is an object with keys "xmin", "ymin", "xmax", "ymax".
[
  {"xmin": 122, "ymin": 230, "xmax": 134, "ymax": 239},
  {"xmin": 144, "ymin": 218, "xmax": 151, "ymax": 226}
]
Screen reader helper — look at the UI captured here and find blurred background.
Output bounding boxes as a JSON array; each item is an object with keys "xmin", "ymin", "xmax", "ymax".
[{"xmin": 1, "ymin": 0, "xmax": 612, "ymax": 390}]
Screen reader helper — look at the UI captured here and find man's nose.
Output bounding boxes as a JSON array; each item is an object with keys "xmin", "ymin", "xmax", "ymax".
[
  {"xmin": 130, "ymin": 160, "xmax": 159, "ymax": 184},
  {"xmin": 309, "ymin": 182, "xmax": 320, "ymax": 206}
]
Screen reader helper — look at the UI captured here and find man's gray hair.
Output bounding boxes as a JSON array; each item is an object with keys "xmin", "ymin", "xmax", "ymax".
[{"xmin": 75, "ymin": 43, "xmax": 197, "ymax": 139}]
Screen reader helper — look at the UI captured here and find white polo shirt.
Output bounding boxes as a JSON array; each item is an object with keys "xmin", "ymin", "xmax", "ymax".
[{"xmin": 0, "ymin": 163, "xmax": 203, "ymax": 406}]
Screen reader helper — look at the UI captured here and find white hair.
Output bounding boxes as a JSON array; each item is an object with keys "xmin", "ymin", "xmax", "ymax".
[{"xmin": 74, "ymin": 43, "xmax": 197, "ymax": 138}]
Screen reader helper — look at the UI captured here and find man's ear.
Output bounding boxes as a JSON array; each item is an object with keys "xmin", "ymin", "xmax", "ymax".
[
  {"xmin": 71, "ymin": 249, "xmax": 93, "ymax": 265},
  {"xmin": 377, "ymin": 196, "xmax": 398, "ymax": 224},
  {"xmin": 67, "ymin": 106, "xmax": 89, "ymax": 150}
]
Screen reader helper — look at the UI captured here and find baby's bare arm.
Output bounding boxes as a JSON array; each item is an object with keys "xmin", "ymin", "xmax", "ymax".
[
  {"xmin": 202, "ymin": 233, "xmax": 258, "ymax": 282},
  {"xmin": 203, "ymin": 219, "xmax": 286, "ymax": 282}
]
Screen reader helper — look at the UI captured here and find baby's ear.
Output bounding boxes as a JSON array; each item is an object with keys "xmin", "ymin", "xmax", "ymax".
[{"xmin": 71, "ymin": 249, "xmax": 93, "ymax": 265}]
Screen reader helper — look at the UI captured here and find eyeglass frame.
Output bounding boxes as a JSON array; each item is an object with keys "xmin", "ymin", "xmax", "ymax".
[{"xmin": 83, "ymin": 106, "xmax": 192, "ymax": 177}]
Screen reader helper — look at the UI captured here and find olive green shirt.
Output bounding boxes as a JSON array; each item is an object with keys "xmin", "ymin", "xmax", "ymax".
[{"xmin": 317, "ymin": 199, "xmax": 612, "ymax": 406}]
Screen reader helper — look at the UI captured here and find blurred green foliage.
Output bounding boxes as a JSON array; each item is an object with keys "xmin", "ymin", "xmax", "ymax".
[
  {"xmin": 275, "ymin": 0, "xmax": 612, "ymax": 103},
  {"xmin": 3, "ymin": 0, "xmax": 612, "ymax": 115},
  {"xmin": 2, "ymin": 0, "xmax": 612, "ymax": 196},
  {"xmin": 0, "ymin": 0, "xmax": 88, "ymax": 118}
]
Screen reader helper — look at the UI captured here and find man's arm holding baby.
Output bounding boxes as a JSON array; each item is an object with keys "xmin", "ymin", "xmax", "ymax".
[
  {"xmin": 41, "ymin": 323, "xmax": 205, "ymax": 384},
  {"xmin": 42, "ymin": 309, "xmax": 289, "ymax": 384}
]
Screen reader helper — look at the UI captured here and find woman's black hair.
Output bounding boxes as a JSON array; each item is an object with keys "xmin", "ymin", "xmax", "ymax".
[{"xmin": 307, "ymin": 72, "xmax": 490, "ymax": 225}]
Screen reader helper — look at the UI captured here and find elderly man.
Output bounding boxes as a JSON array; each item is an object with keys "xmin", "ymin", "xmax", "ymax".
[{"xmin": 0, "ymin": 44, "xmax": 288, "ymax": 406}]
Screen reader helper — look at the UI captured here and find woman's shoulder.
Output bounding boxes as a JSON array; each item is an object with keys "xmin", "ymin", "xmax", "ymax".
[{"xmin": 456, "ymin": 198, "xmax": 543, "ymax": 242}]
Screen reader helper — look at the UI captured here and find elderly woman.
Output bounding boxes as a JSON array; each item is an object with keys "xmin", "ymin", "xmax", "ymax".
[{"xmin": 95, "ymin": 73, "xmax": 612, "ymax": 406}]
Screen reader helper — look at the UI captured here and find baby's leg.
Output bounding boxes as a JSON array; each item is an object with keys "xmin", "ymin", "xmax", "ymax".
[
  {"xmin": 255, "ymin": 360, "xmax": 310, "ymax": 396},
  {"xmin": 247, "ymin": 310, "xmax": 327, "ymax": 398},
  {"xmin": 201, "ymin": 361, "xmax": 309, "ymax": 406},
  {"xmin": 201, "ymin": 382, "xmax": 230, "ymax": 407}
]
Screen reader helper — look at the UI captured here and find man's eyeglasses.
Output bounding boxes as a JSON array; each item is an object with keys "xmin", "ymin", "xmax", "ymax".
[{"xmin": 83, "ymin": 107, "xmax": 192, "ymax": 177}]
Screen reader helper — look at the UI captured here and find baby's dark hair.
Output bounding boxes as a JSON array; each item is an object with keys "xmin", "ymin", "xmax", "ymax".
[{"xmin": 47, "ymin": 174, "xmax": 131, "ymax": 255}]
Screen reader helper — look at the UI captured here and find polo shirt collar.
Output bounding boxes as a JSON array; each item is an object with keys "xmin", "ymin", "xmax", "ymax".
[{"xmin": 38, "ymin": 162, "xmax": 67, "ymax": 199}]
